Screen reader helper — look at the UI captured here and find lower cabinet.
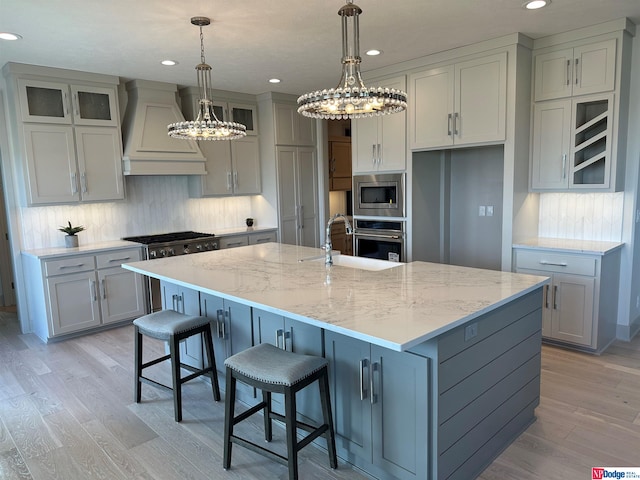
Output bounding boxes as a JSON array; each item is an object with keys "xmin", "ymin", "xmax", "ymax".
[
  {"xmin": 218, "ymin": 229, "xmax": 278, "ymax": 249},
  {"xmin": 253, "ymin": 307, "xmax": 324, "ymax": 424},
  {"xmin": 514, "ymin": 245, "xmax": 621, "ymax": 352},
  {"xmin": 160, "ymin": 281, "xmax": 202, "ymax": 368},
  {"xmin": 324, "ymin": 330, "xmax": 429, "ymax": 480},
  {"xmin": 200, "ymin": 292, "xmax": 254, "ymax": 401},
  {"xmin": 23, "ymin": 246, "xmax": 146, "ymax": 342}
]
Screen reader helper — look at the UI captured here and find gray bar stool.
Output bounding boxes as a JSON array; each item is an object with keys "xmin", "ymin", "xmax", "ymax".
[
  {"xmin": 133, "ymin": 310, "xmax": 220, "ymax": 422},
  {"xmin": 223, "ymin": 343, "xmax": 337, "ymax": 480}
]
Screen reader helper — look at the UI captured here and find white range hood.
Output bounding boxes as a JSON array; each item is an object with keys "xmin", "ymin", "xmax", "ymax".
[{"xmin": 121, "ymin": 79, "xmax": 206, "ymax": 175}]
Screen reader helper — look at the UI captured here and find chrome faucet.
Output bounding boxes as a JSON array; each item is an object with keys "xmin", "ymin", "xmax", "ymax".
[{"xmin": 325, "ymin": 213, "xmax": 353, "ymax": 266}]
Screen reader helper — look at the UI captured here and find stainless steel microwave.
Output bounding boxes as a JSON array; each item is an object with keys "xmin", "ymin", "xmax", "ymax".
[{"xmin": 353, "ymin": 173, "xmax": 405, "ymax": 217}]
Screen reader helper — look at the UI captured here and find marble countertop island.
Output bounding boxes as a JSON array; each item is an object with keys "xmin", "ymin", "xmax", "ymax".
[{"xmin": 123, "ymin": 243, "xmax": 547, "ymax": 351}]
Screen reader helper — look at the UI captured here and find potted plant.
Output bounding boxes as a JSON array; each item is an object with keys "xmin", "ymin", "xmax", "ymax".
[{"xmin": 58, "ymin": 221, "xmax": 85, "ymax": 248}]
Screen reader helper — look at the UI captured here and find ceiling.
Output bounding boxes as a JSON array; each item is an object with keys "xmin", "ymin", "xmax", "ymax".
[{"xmin": 1, "ymin": 0, "xmax": 639, "ymax": 97}]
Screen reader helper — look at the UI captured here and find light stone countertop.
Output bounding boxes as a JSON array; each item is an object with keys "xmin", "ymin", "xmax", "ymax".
[
  {"xmin": 513, "ymin": 237, "xmax": 624, "ymax": 255},
  {"xmin": 22, "ymin": 240, "xmax": 142, "ymax": 259},
  {"xmin": 123, "ymin": 243, "xmax": 548, "ymax": 351}
]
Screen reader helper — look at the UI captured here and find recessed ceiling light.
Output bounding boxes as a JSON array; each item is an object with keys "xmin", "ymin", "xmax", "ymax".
[
  {"xmin": 0, "ymin": 32, "xmax": 22, "ymax": 41},
  {"xmin": 524, "ymin": 0, "xmax": 549, "ymax": 9},
  {"xmin": 161, "ymin": 60, "xmax": 178, "ymax": 66},
  {"xmin": 269, "ymin": 78, "xmax": 281, "ymax": 84},
  {"xmin": 366, "ymin": 49, "xmax": 382, "ymax": 56}
]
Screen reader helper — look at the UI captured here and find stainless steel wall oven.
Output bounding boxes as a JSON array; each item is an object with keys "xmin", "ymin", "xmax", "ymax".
[{"xmin": 353, "ymin": 220, "xmax": 405, "ymax": 262}]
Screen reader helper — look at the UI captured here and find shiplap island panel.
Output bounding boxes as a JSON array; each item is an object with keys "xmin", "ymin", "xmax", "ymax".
[{"xmin": 123, "ymin": 243, "xmax": 547, "ymax": 479}]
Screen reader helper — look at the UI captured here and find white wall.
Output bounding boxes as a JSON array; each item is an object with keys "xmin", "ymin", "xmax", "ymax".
[{"xmin": 19, "ymin": 176, "xmax": 259, "ymax": 250}]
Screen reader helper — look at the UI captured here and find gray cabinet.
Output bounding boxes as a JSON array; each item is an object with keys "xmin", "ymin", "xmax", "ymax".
[
  {"xmin": 201, "ymin": 293, "xmax": 254, "ymax": 402},
  {"xmin": 161, "ymin": 281, "xmax": 202, "ymax": 368},
  {"xmin": 277, "ymin": 146, "xmax": 319, "ymax": 247},
  {"xmin": 324, "ymin": 330, "xmax": 429, "ymax": 480},
  {"xmin": 274, "ymin": 102, "xmax": 315, "ymax": 146},
  {"xmin": 409, "ymin": 54, "xmax": 507, "ymax": 151},
  {"xmin": 514, "ymin": 246, "xmax": 620, "ymax": 352},
  {"xmin": 253, "ymin": 308, "xmax": 324, "ymax": 423},
  {"xmin": 218, "ymin": 229, "xmax": 278, "ymax": 249},
  {"xmin": 353, "ymin": 76, "xmax": 407, "ymax": 172},
  {"xmin": 3, "ymin": 65, "xmax": 124, "ymax": 205},
  {"xmin": 533, "ymin": 39, "xmax": 616, "ymax": 101},
  {"xmin": 22, "ymin": 246, "xmax": 145, "ymax": 341}
]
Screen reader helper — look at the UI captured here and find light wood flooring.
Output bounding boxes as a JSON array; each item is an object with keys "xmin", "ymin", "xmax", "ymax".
[{"xmin": 0, "ymin": 309, "xmax": 638, "ymax": 480}]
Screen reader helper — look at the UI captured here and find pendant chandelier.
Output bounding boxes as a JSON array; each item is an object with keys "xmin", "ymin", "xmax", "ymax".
[
  {"xmin": 168, "ymin": 17, "xmax": 246, "ymax": 140},
  {"xmin": 297, "ymin": 0, "xmax": 407, "ymax": 120}
]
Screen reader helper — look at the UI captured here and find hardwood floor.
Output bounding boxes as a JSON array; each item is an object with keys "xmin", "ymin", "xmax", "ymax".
[{"xmin": 0, "ymin": 310, "xmax": 638, "ymax": 479}]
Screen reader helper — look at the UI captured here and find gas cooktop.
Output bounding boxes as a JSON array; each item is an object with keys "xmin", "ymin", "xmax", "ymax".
[{"xmin": 123, "ymin": 231, "xmax": 215, "ymax": 245}]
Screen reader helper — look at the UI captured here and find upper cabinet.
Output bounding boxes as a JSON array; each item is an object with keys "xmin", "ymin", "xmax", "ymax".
[
  {"xmin": 2, "ymin": 63, "xmax": 124, "ymax": 206},
  {"xmin": 17, "ymin": 79, "xmax": 119, "ymax": 127},
  {"xmin": 179, "ymin": 87, "xmax": 261, "ymax": 197},
  {"xmin": 533, "ymin": 39, "xmax": 616, "ymax": 102},
  {"xmin": 274, "ymin": 103, "xmax": 315, "ymax": 146},
  {"xmin": 353, "ymin": 75, "xmax": 407, "ymax": 173},
  {"xmin": 409, "ymin": 52, "xmax": 507, "ymax": 150},
  {"xmin": 530, "ymin": 22, "xmax": 633, "ymax": 192}
]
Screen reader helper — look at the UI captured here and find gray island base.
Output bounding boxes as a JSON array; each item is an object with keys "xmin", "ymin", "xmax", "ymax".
[{"xmin": 123, "ymin": 243, "xmax": 547, "ymax": 480}]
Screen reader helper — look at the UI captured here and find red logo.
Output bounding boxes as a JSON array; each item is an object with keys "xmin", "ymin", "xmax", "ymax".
[{"xmin": 592, "ymin": 468, "xmax": 604, "ymax": 479}]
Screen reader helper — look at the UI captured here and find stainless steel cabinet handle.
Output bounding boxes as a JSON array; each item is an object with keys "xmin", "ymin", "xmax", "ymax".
[
  {"xmin": 354, "ymin": 232, "xmax": 400, "ymax": 240},
  {"xmin": 377, "ymin": 143, "xmax": 381, "ymax": 165},
  {"xmin": 226, "ymin": 171, "xmax": 232, "ymax": 191},
  {"xmin": 544, "ymin": 284, "xmax": 550, "ymax": 309},
  {"xmin": 91, "ymin": 280, "xmax": 97, "ymax": 301},
  {"xmin": 216, "ymin": 309, "xmax": 224, "ymax": 338},
  {"xmin": 233, "ymin": 171, "xmax": 238, "ymax": 189},
  {"xmin": 539, "ymin": 260, "xmax": 568, "ymax": 267},
  {"xmin": 275, "ymin": 329, "xmax": 284, "ymax": 349},
  {"xmin": 101, "ymin": 279, "xmax": 106, "ymax": 299},
  {"xmin": 359, "ymin": 359, "xmax": 368, "ymax": 401},
  {"xmin": 73, "ymin": 93, "xmax": 79, "ymax": 116},
  {"xmin": 566, "ymin": 59, "xmax": 571, "ymax": 86},
  {"xmin": 108, "ymin": 256, "xmax": 131, "ymax": 263},
  {"xmin": 370, "ymin": 361, "xmax": 378, "ymax": 405},
  {"xmin": 299, "ymin": 205, "xmax": 304, "ymax": 229},
  {"xmin": 562, "ymin": 154, "xmax": 567, "ymax": 179},
  {"xmin": 283, "ymin": 330, "xmax": 291, "ymax": 351},
  {"xmin": 575, "ymin": 58, "xmax": 579, "ymax": 85},
  {"xmin": 453, "ymin": 112, "xmax": 459, "ymax": 136},
  {"xmin": 553, "ymin": 285, "xmax": 558, "ymax": 310},
  {"xmin": 171, "ymin": 294, "xmax": 177, "ymax": 311},
  {"xmin": 371, "ymin": 144, "xmax": 376, "ymax": 164},
  {"xmin": 81, "ymin": 172, "xmax": 87, "ymax": 193},
  {"xmin": 59, "ymin": 263, "xmax": 84, "ymax": 269},
  {"xmin": 447, "ymin": 113, "xmax": 452, "ymax": 136}
]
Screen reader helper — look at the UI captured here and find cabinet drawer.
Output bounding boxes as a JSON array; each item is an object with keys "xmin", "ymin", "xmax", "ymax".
[
  {"xmin": 44, "ymin": 255, "xmax": 95, "ymax": 276},
  {"xmin": 96, "ymin": 248, "xmax": 142, "ymax": 269},
  {"xmin": 219, "ymin": 236, "xmax": 249, "ymax": 249},
  {"xmin": 515, "ymin": 250, "xmax": 596, "ymax": 276},
  {"xmin": 248, "ymin": 231, "xmax": 277, "ymax": 245}
]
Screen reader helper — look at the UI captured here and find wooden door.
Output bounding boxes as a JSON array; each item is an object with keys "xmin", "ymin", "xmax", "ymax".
[
  {"xmin": 297, "ymin": 147, "xmax": 319, "ymax": 248},
  {"xmin": 277, "ymin": 146, "xmax": 300, "ymax": 245}
]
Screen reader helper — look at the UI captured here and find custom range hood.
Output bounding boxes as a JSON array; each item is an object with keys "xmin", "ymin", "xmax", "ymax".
[{"xmin": 121, "ymin": 79, "xmax": 206, "ymax": 175}]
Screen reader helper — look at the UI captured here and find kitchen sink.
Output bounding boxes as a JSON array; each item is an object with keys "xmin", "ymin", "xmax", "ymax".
[{"xmin": 312, "ymin": 255, "xmax": 402, "ymax": 271}]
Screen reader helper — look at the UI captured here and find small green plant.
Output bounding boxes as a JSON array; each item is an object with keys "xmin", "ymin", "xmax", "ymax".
[{"xmin": 58, "ymin": 221, "xmax": 85, "ymax": 236}]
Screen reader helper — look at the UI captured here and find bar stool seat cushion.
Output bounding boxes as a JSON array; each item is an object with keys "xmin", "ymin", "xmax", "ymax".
[
  {"xmin": 133, "ymin": 310, "xmax": 211, "ymax": 341},
  {"xmin": 225, "ymin": 343, "xmax": 328, "ymax": 387}
]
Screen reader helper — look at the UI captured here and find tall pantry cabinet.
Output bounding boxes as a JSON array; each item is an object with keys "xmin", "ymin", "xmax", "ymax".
[{"xmin": 2, "ymin": 63, "xmax": 125, "ymax": 205}]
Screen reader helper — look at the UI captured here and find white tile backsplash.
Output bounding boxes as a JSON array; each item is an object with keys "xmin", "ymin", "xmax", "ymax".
[
  {"xmin": 19, "ymin": 176, "xmax": 254, "ymax": 250},
  {"xmin": 538, "ymin": 192, "xmax": 624, "ymax": 242}
]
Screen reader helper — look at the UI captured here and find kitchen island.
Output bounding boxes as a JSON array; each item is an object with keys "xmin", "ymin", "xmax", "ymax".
[{"xmin": 123, "ymin": 243, "xmax": 547, "ymax": 480}]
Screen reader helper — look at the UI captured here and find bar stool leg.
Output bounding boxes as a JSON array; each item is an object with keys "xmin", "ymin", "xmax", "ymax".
[
  {"xmin": 223, "ymin": 369, "xmax": 236, "ymax": 470},
  {"xmin": 169, "ymin": 335, "xmax": 182, "ymax": 422},
  {"xmin": 202, "ymin": 326, "xmax": 221, "ymax": 401},
  {"xmin": 319, "ymin": 370, "xmax": 338, "ymax": 469},
  {"xmin": 134, "ymin": 326, "xmax": 143, "ymax": 403},
  {"xmin": 263, "ymin": 390, "xmax": 272, "ymax": 442},
  {"xmin": 284, "ymin": 387, "xmax": 298, "ymax": 480}
]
